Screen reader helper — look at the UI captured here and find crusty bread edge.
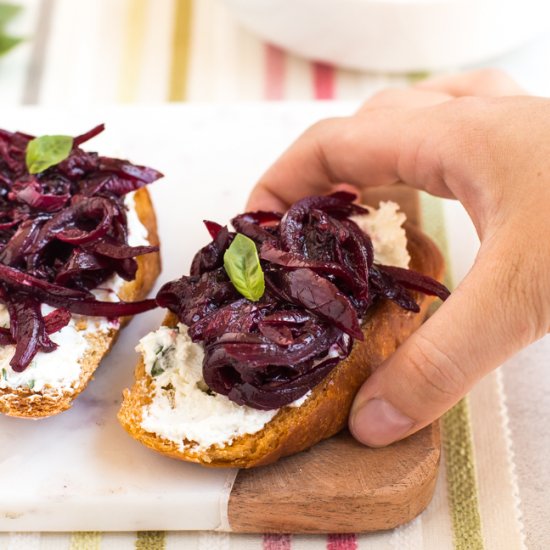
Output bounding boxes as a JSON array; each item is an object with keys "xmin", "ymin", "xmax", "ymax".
[
  {"xmin": 0, "ymin": 187, "xmax": 161, "ymax": 419},
  {"xmin": 118, "ymin": 224, "xmax": 444, "ymax": 468}
]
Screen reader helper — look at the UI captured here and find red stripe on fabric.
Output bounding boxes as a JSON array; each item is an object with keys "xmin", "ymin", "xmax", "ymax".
[
  {"xmin": 264, "ymin": 44, "xmax": 286, "ymax": 100},
  {"xmin": 312, "ymin": 62, "xmax": 335, "ymax": 99},
  {"xmin": 327, "ymin": 533, "xmax": 358, "ymax": 550},
  {"xmin": 263, "ymin": 534, "xmax": 292, "ymax": 550}
]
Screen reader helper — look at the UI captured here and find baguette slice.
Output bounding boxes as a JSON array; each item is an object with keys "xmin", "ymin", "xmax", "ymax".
[
  {"xmin": 0, "ymin": 188, "xmax": 161, "ymax": 419},
  {"xmin": 119, "ymin": 224, "xmax": 443, "ymax": 468}
]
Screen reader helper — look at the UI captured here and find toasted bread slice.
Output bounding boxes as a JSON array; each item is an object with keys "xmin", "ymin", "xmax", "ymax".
[
  {"xmin": 0, "ymin": 188, "xmax": 161, "ymax": 419},
  {"xmin": 118, "ymin": 224, "xmax": 443, "ymax": 468}
]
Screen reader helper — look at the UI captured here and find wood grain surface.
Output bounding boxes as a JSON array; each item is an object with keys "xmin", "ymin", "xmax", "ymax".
[
  {"xmin": 228, "ymin": 423, "xmax": 440, "ymax": 533},
  {"xmin": 227, "ymin": 186, "xmax": 441, "ymax": 533}
]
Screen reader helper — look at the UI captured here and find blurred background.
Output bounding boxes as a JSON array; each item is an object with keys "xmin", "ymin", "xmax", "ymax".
[{"xmin": 1, "ymin": 0, "xmax": 550, "ymax": 106}]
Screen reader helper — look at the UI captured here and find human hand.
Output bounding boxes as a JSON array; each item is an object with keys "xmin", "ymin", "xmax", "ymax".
[{"xmin": 246, "ymin": 69, "xmax": 550, "ymax": 447}]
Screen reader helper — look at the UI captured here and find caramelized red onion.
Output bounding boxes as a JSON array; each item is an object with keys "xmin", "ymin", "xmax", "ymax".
[
  {"xmin": 157, "ymin": 192, "xmax": 450, "ymax": 410},
  {"xmin": 0, "ymin": 125, "xmax": 162, "ymax": 372}
]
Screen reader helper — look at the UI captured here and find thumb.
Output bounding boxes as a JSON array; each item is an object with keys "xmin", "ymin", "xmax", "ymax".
[{"xmin": 349, "ymin": 236, "xmax": 546, "ymax": 447}]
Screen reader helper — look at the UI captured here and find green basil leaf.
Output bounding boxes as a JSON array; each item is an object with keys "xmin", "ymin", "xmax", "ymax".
[
  {"xmin": 25, "ymin": 134, "xmax": 74, "ymax": 174},
  {"xmin": 223, "ymin": 233, "xmax": 265, "ymax": 302},
  {"xmin": 150, "ymin": 359, "xmax": 165, "ymax": 377}
]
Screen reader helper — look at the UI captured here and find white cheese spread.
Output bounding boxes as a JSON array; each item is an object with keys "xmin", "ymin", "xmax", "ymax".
[
  {"xmin": 139, "ymin": 324, "xmax": 278, "ymax": 451},
  {"xmin": 352, "ymin": 201, "xmax": 410, "ymax": 268},
  {"xmin": 139, "ymin": 200, "xmax": 410, "ymax": 450},
  {"xmin": 0, "ymin": 310, "xmax": 116, "ymax": 393},
  {"xmin": 0, "ymin": 192, "xmax": 149, "ymax": 394},
  {"xmin": 126, "ymin": 192, "xmax": 150, "ymax": 248}
]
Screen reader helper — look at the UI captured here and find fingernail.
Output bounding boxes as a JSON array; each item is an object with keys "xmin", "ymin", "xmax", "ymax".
[{"xmin": 350, "ymin": 398, "xmax": 414, "ymax": 447}]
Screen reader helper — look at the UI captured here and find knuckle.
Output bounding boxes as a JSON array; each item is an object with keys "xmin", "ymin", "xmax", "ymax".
[
  {"xmin": 367, "ymin": 88, "xmax": 403, "ymax": 105},
  {"xmin": 437, "ymin": 95, "xmax": 497, "ymax": 170},
  {"xmin": 305, "ymin": 117, "xmax": 344, "ymax": 139},
  {"xmin": 405, "ymin": 333, "xmax": 468, "ymax": 404},
  {"xmin": 317, "ymin": 115, "xmax": 361, "ymax": 156},
  {"xmin": 302, "ymin": 117, "xmax": 352, "ymax": 183},
  {"xmin": 437, "ymin": 96, "xmax": 490, "ymax": 145},
  {"xmin": 494, "ymin": 242, "xmax": 550, "ymax": 342},
  {"xmin": 518, "ymin": 289, "xmax": 548, "ymax": 342},
  {"xmin": 447, "ymin": 94, "xmax": 490, "ymax": 125},
  {"xmin": 472, "ymin": 68, "xmax": 514, "ymax": 90}
]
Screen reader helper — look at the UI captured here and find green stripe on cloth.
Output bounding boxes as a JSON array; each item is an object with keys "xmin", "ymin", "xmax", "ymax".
[
  {"xmin": 444, "ymin": 401, "xmax": 485, "ymax": 550},
  {"xmin": 420, "ymin": 192, "xmax": 484, "ymax": 550},
  {"xmin": 118, "ymin": 0, "xmax": 148, "ymax": 103},
  {"xmin": 136, "ymin": 531, "xmax": 166, "ymax": 549},
  {"xmin": 169, "ymin": 0, "xmax": 193, "ymax": 101},
  {"xmin": 69, "ymin": 532, "xmax": 101, "ymax": 550}
]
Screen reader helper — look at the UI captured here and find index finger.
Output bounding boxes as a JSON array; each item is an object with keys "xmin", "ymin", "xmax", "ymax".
[
  {"xmin": 246, "ymin": 107, "xmax": 455, "ymax": 212},
  {"xmin": 415, "ymin": 69, "xmax": 526, "ymax": 97}
]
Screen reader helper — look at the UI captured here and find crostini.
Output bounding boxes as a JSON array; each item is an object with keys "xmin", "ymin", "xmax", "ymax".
[
  {"xmin": 119, "ymin": 193, "xmax": 447, "ymax": 467},
  {"xmin": 0, "ymin": 124, "xmax": 161, "ymax": 418}
]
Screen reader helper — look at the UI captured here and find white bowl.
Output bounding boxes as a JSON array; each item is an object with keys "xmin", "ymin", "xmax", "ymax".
[{"xmin": 221, "ymin": 0, "xmax": 550, "ymax": 72}]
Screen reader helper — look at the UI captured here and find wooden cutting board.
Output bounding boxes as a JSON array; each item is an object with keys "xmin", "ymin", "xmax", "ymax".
[
  {"xmin": 225, "ymin": 186, "xmax": 441, "ymax": 533},
  {"xmin": 229, "ymin": 425, "xmax": 440, "ymax": 533}
]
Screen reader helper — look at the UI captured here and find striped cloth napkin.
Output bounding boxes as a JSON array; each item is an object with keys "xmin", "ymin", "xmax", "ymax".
[{"xmin": 0, "ymin": 1, "xmax": 548, "ymax": 548}]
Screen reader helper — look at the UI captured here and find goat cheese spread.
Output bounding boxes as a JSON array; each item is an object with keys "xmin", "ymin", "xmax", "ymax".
[
  {"xmin": 139, "ymin": 201, "xmax": 410, "ymax": 450},
  {"xmin": 352, "ymin": 201, "xmax": 410, "ymax": 269},
  {"xmin": 0, "ymin": 192, "xmax": 149, "ymax": 394},
  {"xmin": 139, "ymin": 324, "xmax": 279, "ymax": 451}
]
